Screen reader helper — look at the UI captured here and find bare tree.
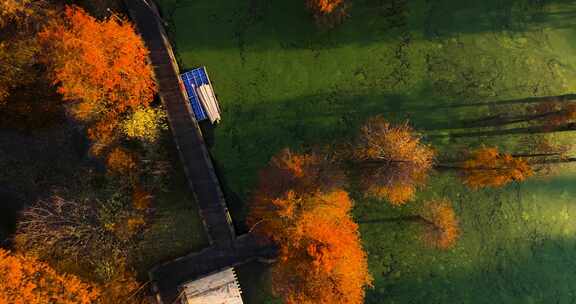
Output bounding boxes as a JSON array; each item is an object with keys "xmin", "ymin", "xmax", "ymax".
[{"xmin": 14, "ymin": 195, "xmax": 132, "ymax": 274}]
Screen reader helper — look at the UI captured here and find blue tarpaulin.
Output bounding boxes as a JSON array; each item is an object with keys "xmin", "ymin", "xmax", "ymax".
[{"xmin": 180, "ymin": 67, "xmax": 210, "ymax": 121}]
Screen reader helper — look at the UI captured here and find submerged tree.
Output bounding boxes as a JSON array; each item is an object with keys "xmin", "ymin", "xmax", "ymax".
[
  {"xmin": 361, "ymin": 199, "xmax": 460, "ymax": 249},
  {"xmin": 0, "ymin": 248, "xmax": 101, "ymax": 304},
  {"xmin": 352, "ymin": 116, "xmax": 435, "ymax": 205},
  {"xmin": 39, "ymin": 6, "xmax": 156, "ymax": 156},
  {"xmin": 440, "ymin": 144, "xmax": 576, "ymax": 189},
  {"xmin": 419, "ymin": 199, "xmax": 460, "ymax": 249},
  {"xmin": 499, "ymin": 101, "xmax": 576, "ymax": 128},
  {"xmin": 460, "ymin": 147, "xmax": 533, "ymax": 189},
  {"xmin": 249, "ymin": 149, "xmax": 372, "ymax": 304}
]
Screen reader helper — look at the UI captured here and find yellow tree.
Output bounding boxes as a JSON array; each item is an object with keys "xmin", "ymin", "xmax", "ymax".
[
  {"xmin": 248, "ymin": 149, "xmax": 372, "ymax": 304},
  {"xmin": 0, "ymin": 248, "xmax": 101, "ymax": 304},
  {"xmin": 461, "ymin": 147, "xmax": 533, "ymax": 189},
  {"xmin": 352, "ymin": 116, "xmax": 435, "ymax": 205}
]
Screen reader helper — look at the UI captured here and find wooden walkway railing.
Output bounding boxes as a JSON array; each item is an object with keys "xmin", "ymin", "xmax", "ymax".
[{"xmin": 123, "ymin": 1, "xmax": 276, "ymax": 303}]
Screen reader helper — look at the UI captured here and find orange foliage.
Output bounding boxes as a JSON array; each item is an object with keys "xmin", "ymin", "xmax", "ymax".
[
  {"xmin": 88, "ymin": 116, "xmax": 120, "ymax": 156},
  {"xmin": 256, "ymin": 190, "xmax": 372, "ymax": 304},
  {"xmin": 366, "ymin": 183, "xmax": 415, "ymax": 206},
  {"xmin": 419, "ymin": 199, "xmax": 460, "ymax": 249},
  {"xmin": 305, "ymin": 0, "xmax": 347, "ymax": 28},
  {"xmin": 249, "ymin": 149, "xmax": 371, "ymax": 304},
  {"xmin": 132, "ymin": 184, "xmax": 152, "ymax": 210},
  {"xmin": 462, "ymin": 147, "xmax": 533, "ymax": 189},
  {"xmin": 106, "ymin": 147, "xmax": 138, "ymax": 177},
  {"xmin": 354, "ymin": 116, "xmax": 435, "ymax": 205},
  {"xmin": 306, "ymin": 0, "xmax": 343, "ymax": 14},
  {"xmin": 108, "ymin": 213, "xmax": 146, "ymax": 242},
  {"xmin": 40, "ymin": 6, "xmax": 155, "ymax": 115},
  {"xmin": 254, "ymin": 148, "xmax": 345, "ymax": 201},
  {"xmin": 100, "ymin": 268, "xmax": 145, "ymax": 304},
  {"xmin": 0, "ymin": 248, "xmax": 101, "ymax": 304},
  {"xmin": 39, "ymin": 6, "xmax": 156, "ymax": 158}
]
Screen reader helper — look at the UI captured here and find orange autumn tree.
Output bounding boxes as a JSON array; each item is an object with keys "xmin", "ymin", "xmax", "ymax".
[
  {"xmin": 40, "ymin": 6, "xmax": 156, "ymax": 155},
  {"xmin": 305, "ymin": 0, "xmax": 347, "ymax": 28},
  {"xmin": 461, "ymin": 146, "xmax": 533, "ymax": 189},
  {"xmin": 106, "ymin": 147, "xmax": 139, "ymax": 182},
  {"xmin": 253, "ymin": 148, "xmax": 346, "ymax": 199},
  {"xmin": 249, "ymin": 149, "xmax": 371, "ymax": 304},
  {"xmin": 0, "ymin": 248, "xmax": 101, "ymax": 304},
  {"xmin": 352, "ymin": 116, "xmax": 435, "ymax": 205},
  {"xmin": 306, "ymin": 0, "xmax": 343, "ymax": 14}
]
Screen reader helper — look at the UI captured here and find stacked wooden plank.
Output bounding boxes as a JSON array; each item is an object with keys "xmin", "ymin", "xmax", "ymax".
[
  {"xmin": 180, "ymin": 67, "xmax": 221, "ymax": 123},
  {"xmin": 197, "ymin": 84, "xmax": 221, "ymax": 123}
]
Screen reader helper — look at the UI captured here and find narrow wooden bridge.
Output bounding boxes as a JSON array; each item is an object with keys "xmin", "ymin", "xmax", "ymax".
[{"xmin": 124, "ymin": 0, "xmax": 276, "ymax": 303}]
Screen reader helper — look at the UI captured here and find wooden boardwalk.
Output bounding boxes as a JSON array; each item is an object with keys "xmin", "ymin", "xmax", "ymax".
[
  {"xmin": 124, "ymin": 1, "xmax": 277, "ymax": 303},
  {"xmin": 124, "ymin": 0, "xmax": 235, "ymax": 247},
  {"xmin": 149, "ymin": 233, "xmax": 275, "ymax": 302}
]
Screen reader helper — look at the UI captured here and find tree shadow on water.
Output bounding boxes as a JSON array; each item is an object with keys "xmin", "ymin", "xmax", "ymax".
[
  {"xmin": 159, "ymin": 0, "xmax": 576, "ymax": 52},
  {"xmin": 212, "ymin": 157, "xmax": 250, "ymax": 234},
  {"xmin": 207, "ymin": 90, "xmax": 476, "ymax": 205}
]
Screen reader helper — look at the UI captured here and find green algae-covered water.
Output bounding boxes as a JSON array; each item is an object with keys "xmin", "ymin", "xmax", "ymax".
[{"xmin": 157, "ymin": 0, "xmax": 576, "ymax": 302}]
